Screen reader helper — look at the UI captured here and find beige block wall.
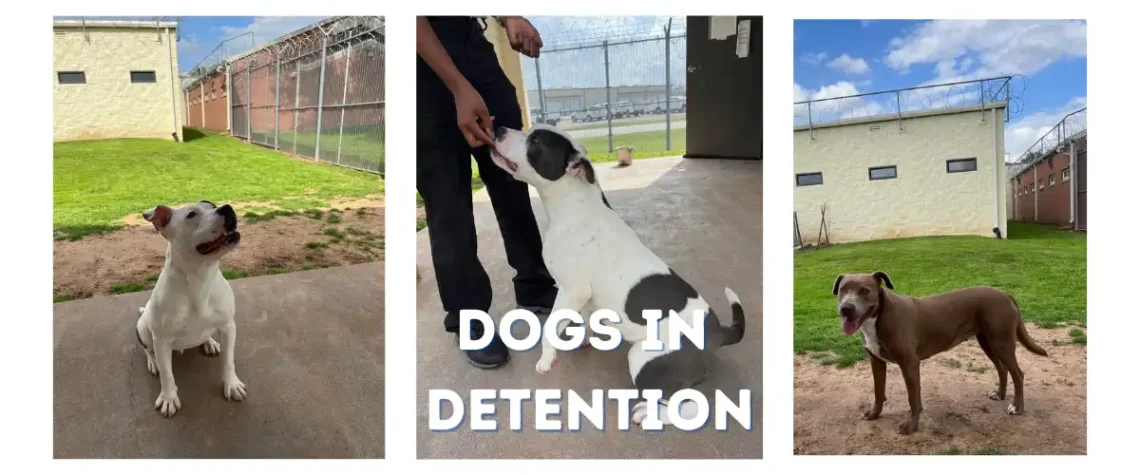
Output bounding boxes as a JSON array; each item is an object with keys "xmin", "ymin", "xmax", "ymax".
[
  {"xmin": 794, "ymin": 104, "xmax": 1007, "ymax": 244},
  {"xmin": 482, "ymin": 20, "xmax": 531, "ymax": 131},
  {"xmin": 53, "ymin": 26, "xmax": 184, "ymax": 141}
]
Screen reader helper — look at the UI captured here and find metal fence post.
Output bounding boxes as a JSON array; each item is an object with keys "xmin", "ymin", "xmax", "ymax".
[
  {"xmin": 664, "ymin": 19, "xmax": 672, "ymax": 151},
  {"xmin": 896, "ymin": 90, "xmax": 903, "ymax": 130},
  {"xmin": 314, "ymin": 34, "xmax": 330, "ymax": 161},
  {"xmin": 807, "ymin": 100, "xmax": 813, "ymax": 140},
  {"xmin": 603, "ymin": 39, "xmax": 613, "ymax": 153},
  {"xmin": 245, "ymin": 64, "xmax": 251, "ymax": 141},
  {"xmin": 293, "ymin": 59, "xmax": 301, "ymax": 155},
  {"xmin": 534, "ymin": 55, "xmax": 546, "ymax": 125},
  {"xmin": 337, "ymin": 41, "xmax": 354, "ymax": 165},
  {"xmin": 199, "ymin": 81, "xmax": 205, "ymax": 128},
  {"xmin": 225, "ymin": 63, "xmax": 232, "ymax": 133},
  {"xmin": 274, "ymin": 56, "xmax": 281, "ymax": 150}
]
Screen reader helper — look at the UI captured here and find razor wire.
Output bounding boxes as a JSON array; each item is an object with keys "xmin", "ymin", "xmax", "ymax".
[
  {"xmin": 1008, "ymin": 107, "xmax": 1087, "ymax": 178},
  {"xmin": 184, "ymin": 16, "xmax": 385, "ymax": 175}
]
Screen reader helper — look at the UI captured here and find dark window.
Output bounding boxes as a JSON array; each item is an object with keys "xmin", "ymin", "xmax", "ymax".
[
  {"xmin": 1062, "ymin": 168, "xmax": 1070, "ymax": 182},
  {"xmin": 946, "ymin": 158, "xmax": 977, "ymax": 173},
  {"xmin": 57, "ymin": 71, "xmax": 86, "ymax": 84},
  {"xmin": 868, "ymin": 165, "xmax": 897, "ymax": 180},
  {"xmin": 796, "ymin": 172, "xmax": 823, "ymax": 187},
  {"xmin": 131, "ymin": 71, "xmax": 157, "ymax": 83},
  {"xmin": 1049, "ymin": 174, "xmax": 1056, "ymax": 187}
]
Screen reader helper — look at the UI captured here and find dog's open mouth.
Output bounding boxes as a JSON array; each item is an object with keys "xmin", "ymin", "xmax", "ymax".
[
  {"xmin": 841, "ymin": 306, "xmax": 875, "ymax": 335},
  {"xmin": 196, "ymin": 231, "xmax": 241, "ymax": 255},
  {"xmin": 490, "ymin": 148, "xmax": 518, "ymax": 173}
]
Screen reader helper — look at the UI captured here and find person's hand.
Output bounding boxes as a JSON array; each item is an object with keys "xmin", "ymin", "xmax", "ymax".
[
  {"xmin": 500, "ymin": 17, "xmax": 543, "ymax": 58},
  {"xmin": 453, "ymin": 81, "xmax": 495, "ymax": 148}
]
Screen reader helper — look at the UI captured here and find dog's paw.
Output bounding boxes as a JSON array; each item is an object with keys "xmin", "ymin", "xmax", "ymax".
[
  {"xmin": 146, "ymin": 357, "xmax": 159, "ymax": 376},
  {"xmin": 862, "ymin": 410, "xmax": 880, "ymax": 421},
  {"xmin": 631, "ymin": 401, "xmax": 649, "ymax": 426},
  {"xmin": 155, "ymin": 391, "xmax": 181, "ymax": 417},
  {"xmin": 896, "ymin": 419, "xmax": 918, "ymax": 435},
  {"xmin": 535, "ymin": 357, "xmax": 557, "ymax": 374},
  {"xmin": 1006, "ymin": 404, "xmax": 1021, "ymax": 415},
  {"xmin": 987, "ymin": 389, "xmax": 1006, "ymax": 401},
  {"xmin": 201, "ymin": 338, "xmax": 221, "ymax": 357},
  {"xmin": 223, "ymin": 376, "xmax": 247, "ymax": 401}
]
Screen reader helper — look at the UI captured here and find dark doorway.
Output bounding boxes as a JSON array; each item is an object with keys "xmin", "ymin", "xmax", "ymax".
[{"xmin": 684, "ymin": 16, "xmax": 763, "ymax": 160}]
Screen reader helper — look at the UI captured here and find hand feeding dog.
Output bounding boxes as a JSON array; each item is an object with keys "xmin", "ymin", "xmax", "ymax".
[
  {"xmin": 833, "ymin": 271, "xmax": 1048, "ymax": 434},
  {"xmin": 489, "ymin": 124, "xmax": 747, "ymax": 428},
  {"xmin": 135, "ymin": 201, "xmax": 246, "ymax": 417}
]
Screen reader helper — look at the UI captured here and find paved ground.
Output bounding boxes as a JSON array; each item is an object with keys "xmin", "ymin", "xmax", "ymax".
[
  {"xmin": 54, "ymin": 263, "xmax": 384, "ymax": 459},
  {"xmin": 416, "ymin": 157, "xmax": 763, "ymax": 459},
  {"xmin": 566, "ymin": 120, "xmax": 687, "ymax": 139}
]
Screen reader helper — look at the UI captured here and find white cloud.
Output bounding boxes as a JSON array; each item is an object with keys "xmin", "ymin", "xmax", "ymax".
[
  {"xmin": 801, "ymin": 52, "xmax": 829, "ymax": 65},
  {"xmin": 1006, "ymin": 96, "xmax": 1087, "ymax": 160},
  {"xmin": 218, "ymin": 16, "xmax": 326, "ymax": 54},
  {"xmin": 794, "ymin": 81, "xmax": 886, "ymax": 122},
  {"xmin": 827, "ymin": 54, "xmax": 870, "ymax": 75},
  {"xmin": 885, "ymin": 20, "xmax": 1086, "ymax": 82}
]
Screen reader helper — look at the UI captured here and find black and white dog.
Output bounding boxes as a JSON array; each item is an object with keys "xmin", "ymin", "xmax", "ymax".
[{"xmin": 489, "ymin": 124, "xmax": 747, "ymax": 427}]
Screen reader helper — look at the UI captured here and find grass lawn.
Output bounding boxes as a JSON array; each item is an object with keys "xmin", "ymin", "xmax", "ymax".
[
  {"xmin": 270, "ymin": 128, "xmax": 385, "ymax": 174},
  {"xmin": 54, "ymin": 127, "xmax": 383, "ymax": 240},
  {"xmin": 794, "ymin": 222, "xmax": 1086, "ymax": 368},
  {"xmin": 579, "ymin": 128, "xmax": 686, "ymax": 163}
]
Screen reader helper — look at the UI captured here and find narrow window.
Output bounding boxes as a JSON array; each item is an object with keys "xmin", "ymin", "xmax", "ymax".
[
  {"xmin": 58, "ymin": 71, "xmax": 86, "ymax": 84},
  {"xmin": 868, "ymin": 165, "xmax": 897, "ymax": 181},
  {"xmin": 946, "ymin": 158, "xmax": 977, "ymax": 173},
  {"xmin": 796, "ymin": 172, "xmax": 823, "ymax": 187},
  {"xmin": 131, "ymin": 71, "xmax": 157, "ymax": 83}
]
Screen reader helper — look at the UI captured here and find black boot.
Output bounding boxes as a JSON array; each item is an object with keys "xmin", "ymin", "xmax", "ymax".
[{"xmin": 448, "ymin": 316, "xmax": 510, "ymax": 369}]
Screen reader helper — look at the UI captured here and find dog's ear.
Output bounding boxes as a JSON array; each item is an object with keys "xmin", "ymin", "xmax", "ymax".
[
  {"xmin": 832, "ymin": 274, "xmax": 845, "ymax": 295},
  {"xmin": 566, "ymin": 156, "xmax": 597, "ymax": 184},
  {"xmin": 143, "ymin": 205, "xmax": 173, "ymax": 231},
  {"xmin": 873, "ymin": 271, "xmax": 894, "ymax": 289}
]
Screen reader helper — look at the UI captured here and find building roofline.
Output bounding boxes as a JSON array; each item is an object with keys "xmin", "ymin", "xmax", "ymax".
[
  {"xmin": 54, "ymin": 20, "xmax": 177, "ymax": 29},
  {"xmin": 793, "ymin": 101, "xmax": 1007, "ymax": 132}
]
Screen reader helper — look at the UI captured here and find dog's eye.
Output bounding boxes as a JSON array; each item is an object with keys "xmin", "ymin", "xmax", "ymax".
[
  {"xmin": 187, "ymin": 211, "xmax": 198, "ymax": 219},
  {"xmin": 859, "ymin": 288, "xmax": 870, "ymax": 295}
]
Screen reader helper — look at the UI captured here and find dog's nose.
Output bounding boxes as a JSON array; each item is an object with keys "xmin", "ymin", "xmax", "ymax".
[
  {"xmin": 218, "ymin": 204, "xmax": 237, "ymax": 231},
  {"xmin": 840, "ymin": 304, "xmax": 856, "ymax": 317},
  {"xmin": 494, "ymin": 126, "xmax": 507, "ymax": 140}
]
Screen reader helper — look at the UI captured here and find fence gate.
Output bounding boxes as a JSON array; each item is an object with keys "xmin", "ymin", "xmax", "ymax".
[
  {"xmin": 1076, "ymin": 141, "xmax": 1087, "ymax": 231},
  {"xmin": 230, "ymin": 64, "xmax": 250, "ymax": 140}
]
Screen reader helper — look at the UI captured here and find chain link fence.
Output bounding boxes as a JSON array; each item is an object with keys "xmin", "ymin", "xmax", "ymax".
[
  {"xmin": 185, "ymin": 16, "xmax": 384, "ymax": 175},
  {"xmin": 1008, "ymin": 107, "xmax": 1086, "ymax": 177},
  {"xmin": 522, "ymin": 16, "xmax": 687, "ymax": 160}
]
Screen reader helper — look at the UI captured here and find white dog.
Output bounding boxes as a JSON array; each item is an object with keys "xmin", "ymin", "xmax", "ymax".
[
  {"xmin": 488, "ymin": 124, "xmax": 747, "ymax": 427},
  {"xmin": 135, "ymin": 200, "xmax": 246, "ymax": 417}
]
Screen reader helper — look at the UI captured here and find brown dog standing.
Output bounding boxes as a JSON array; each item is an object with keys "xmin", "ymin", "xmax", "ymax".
[{"xmin": 832, "ymin": 271, "xmax": 1048, "ymax": 434}]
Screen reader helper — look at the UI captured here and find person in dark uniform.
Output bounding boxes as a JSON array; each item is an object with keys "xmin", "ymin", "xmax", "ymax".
[{"xmin": 416, "ymin": 16, "xmax": 558, "ymax": 368}]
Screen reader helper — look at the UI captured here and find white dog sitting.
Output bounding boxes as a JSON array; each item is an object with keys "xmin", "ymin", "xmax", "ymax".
[
  {"xmin": 487, "ymin": 125, "xmax": 747, "ymax": 427},
  {"xmin": 135, "ymin": 200, "xmax": 246, "ymax": 417}
]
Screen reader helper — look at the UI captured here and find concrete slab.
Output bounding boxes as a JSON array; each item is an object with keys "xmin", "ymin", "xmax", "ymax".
[
  {"xmin": 54, "ymin": 263, "xmax": 384, "ymax": 459},
  {"xmin": 416, "ymin": 157, "xmax": 763, "ymax": 459}
]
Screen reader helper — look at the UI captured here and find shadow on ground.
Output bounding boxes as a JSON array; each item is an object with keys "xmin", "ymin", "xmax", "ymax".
[
  {"xmin": 416, "ymin": 157, "xmax": 763, "ymax": 459},
  {"xmin": 54, "ymin": 263, "xmax": 384, "ymax": 458}
]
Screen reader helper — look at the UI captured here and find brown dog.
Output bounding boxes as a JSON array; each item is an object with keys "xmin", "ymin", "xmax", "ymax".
[{"xmin": 832, "ymin": 271, "xmax": 1048, "ymax": 434}]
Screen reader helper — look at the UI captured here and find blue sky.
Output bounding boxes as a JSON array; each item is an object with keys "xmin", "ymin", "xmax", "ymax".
[
  {"xmin": 794, "ymin": 20, "xmax": 1087, "ymax": 160},
  {"xmin": 176, "ymin": 16, "xmax": 325, "ymax": 73}
]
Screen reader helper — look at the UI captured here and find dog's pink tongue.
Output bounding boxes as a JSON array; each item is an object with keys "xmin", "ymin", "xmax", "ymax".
[{"xmin": 841, "ymin": 317, "xmax": 859, "ymax": 335}]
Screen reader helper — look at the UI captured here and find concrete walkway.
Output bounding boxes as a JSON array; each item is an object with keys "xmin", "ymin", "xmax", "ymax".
[
  {"xmin": 54, "ymin": 263, "xmax": 384, "ymax": 459},
  {"xmin": 416, "ymin": 157, "xmax": 763, "ymax": 459}
]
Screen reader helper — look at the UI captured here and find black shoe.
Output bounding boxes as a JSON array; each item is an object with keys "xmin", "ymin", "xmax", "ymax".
[{"xmin": 451, "ymin": 319, "xmax": 510, "ymax": 369}]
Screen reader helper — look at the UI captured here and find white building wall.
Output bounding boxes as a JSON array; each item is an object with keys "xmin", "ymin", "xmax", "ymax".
[{"xmin": 794, "ymin": 104, "xmax": 1007, "ymax": 245}]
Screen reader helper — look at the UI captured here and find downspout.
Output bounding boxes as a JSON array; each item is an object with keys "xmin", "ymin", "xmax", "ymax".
[
  {"xmin": 165, "ymin": 27, "xmax": 180, "ymax": 142},
  {"xmin": 1033, "ymin": 159, "xmax": 1038, "ymax": 223},
  {"xmin": 1068, "ymin": 140, "xmax": 1076, "ymax": 225},
  {"xmin": 991, "ymin": 106, "xmax": 1002, "ymax": 239}
]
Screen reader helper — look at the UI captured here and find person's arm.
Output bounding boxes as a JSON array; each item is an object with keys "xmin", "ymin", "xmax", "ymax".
[{"xmin": 416, "ymin": 16, "xmax": 493, "ymax": 147}]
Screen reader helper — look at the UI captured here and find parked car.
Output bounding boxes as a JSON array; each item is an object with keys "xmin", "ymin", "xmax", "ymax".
[
  {"xmin": 613, "ymin": 100, "xmax": 639, "ymax": 118},
  {"xmin": 668, "ymin": 95, "xmax": 687, "ymax": 113},
  {"xmin": 529, "ymin": 107, "xmax": 560, "ymax": 126},
  {"xmin": 571, "ymin": 104, "xmax": 608, "ymax": 123}
]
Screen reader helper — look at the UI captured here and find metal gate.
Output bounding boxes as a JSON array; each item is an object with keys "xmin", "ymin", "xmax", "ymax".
[{"xmin": 1076, "ymin": 141, "xmax": 1087, "ymax": 231}]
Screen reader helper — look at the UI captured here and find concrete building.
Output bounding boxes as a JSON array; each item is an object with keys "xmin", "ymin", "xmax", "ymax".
[
  {"xmin": 53, "ymin": 20, "xmax": 183, "ymax": 141},
  {"xmin": 525, "ymin": 85, "xmax": 671, "ymax": 117},
  {"xmin": 794, "ymin": 103, "xmax": 1008, "ymax": 245}
]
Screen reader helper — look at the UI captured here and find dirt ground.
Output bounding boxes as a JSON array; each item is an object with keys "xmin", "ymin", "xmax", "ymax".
[
  {"xmin": 53, "ymin": 200, "xmax": 385, "ymax": 299},
  {"xmin": 794, "ymin": 325, "xmax": 1086, "ymax": 455}
]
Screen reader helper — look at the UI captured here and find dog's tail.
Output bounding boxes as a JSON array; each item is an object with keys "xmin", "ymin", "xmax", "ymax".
[
  {"xmin": 718, "ymin": 288, "xmax": 746, "ymax": 347},
  {"xmin": 1009, "ymin": 293, "xmax": 1048, "ymax": 357}
]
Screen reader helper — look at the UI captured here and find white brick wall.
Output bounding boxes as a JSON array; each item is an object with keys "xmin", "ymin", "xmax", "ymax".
[
  {"xmin": 794, "ymin": 104, "xmax": 1007, "ymax": 245},
  {"xmin": 53, "ymin": 25, "xmax": 183, "ymax": 141}
]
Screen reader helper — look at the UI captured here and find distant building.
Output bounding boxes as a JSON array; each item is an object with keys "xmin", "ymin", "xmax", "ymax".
[{"xmin": 53, "ymin": 20, "xmax": 184, "ymax": 141}]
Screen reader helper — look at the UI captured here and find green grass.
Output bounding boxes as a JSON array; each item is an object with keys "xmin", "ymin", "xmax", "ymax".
[
  {"xmin": 269, "ymin": 129, "xmax": 385, "ymax": 174},
  {"xmin": 1069, "ymin": 328, "xmax": 1087, "ymax": 346},
  {"xmin": 560, "ymin": 115, "xmax": 686, "ymax": 131},
  {"xmin": 327, "ymin": 214, "xmax": 343, "ymax": 224},
  {"xmin": 324, "ymin": 228, "xmax": 347, "ymax": 239},
  {"xmin": 54, "ymin": 127, "xmax": 382, "ymax": 239},
  {"xmin": 795, "ymin": 222, "xmax": 1086, "ymax": 367},
  {"xmin": 110, "ymin": 282, "xmax": 145, "ymax": 294},
  {"xmin": 305, "ymin": 241, "xmax": 328, "ymax": 249},
  {"xmin": 244, "ymin": 209, "xmax": 299, "ymax": 223},
  {"xmin": 221, "ymin": 269, "xmax": 249, "ymax": 280},
  {"xmin": 578, "ymin": 128, "xmax": 687, "ymax": 163},
  {"xmin": 54, "ymin": 291, "xmax": 92, "ymax": 303}
]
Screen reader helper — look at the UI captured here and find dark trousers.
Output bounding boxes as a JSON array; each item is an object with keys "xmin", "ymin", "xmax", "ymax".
[{"xmin": 416, "ymin": 17, "xmax": 556, "ymax": 332}]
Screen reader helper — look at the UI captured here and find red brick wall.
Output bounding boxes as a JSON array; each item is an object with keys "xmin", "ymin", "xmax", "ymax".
[{"xmin": 1010, "ymin": 146, "xmax": 1076, "ymax": 226}]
